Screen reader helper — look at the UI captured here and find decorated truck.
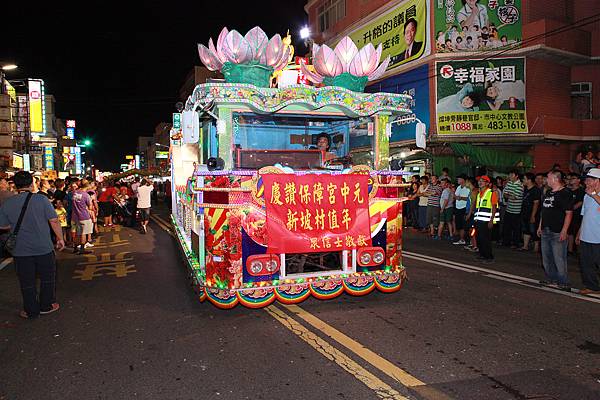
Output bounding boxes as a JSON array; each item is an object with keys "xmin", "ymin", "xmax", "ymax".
[{"xmin": 170, "ymin": 27, "xmax": 413, "ymax": 309}]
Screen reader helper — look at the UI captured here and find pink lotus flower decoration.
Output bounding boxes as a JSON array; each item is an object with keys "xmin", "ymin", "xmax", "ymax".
[
  {"xmin": 300, "ymin": 37, "xmax": 390, "ymax": 92},
  {"xmin": 198, "ymin": 26, "xmax": 291, "ymax": 75}
]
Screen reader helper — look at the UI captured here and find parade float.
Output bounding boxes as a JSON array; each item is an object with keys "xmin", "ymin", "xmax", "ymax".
[{"xmin": 170, "ymin": 26, "xmax": 413, "ymax": 309}]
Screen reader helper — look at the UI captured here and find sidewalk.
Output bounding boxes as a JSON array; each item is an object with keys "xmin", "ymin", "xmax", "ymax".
[{"xmin": 402, "ymin": 227, "xmax": 587, "ymax": 289}]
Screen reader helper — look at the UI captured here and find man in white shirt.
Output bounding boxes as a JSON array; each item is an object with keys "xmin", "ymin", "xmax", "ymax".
[
  {"xmin": 576, "ymin": 168, "xmax": 600, "ymax": 294},
  {"xmin": 136, "ymin": 179, "xmax": 154, "ymax": 234},
  {"xmin": 453, "ymin": 174, "xmax": 471, "ymax": 245}
]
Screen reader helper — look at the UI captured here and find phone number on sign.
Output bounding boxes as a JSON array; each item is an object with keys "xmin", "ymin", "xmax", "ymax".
[{"xmin": 449, "ymin": 120, "xmax": 526, "ymax": 131}]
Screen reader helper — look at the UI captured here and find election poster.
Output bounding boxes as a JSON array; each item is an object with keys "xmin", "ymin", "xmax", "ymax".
[
  {"xmin": 347, "ymin": 0, "xmax": 430, "ymax": 71},
  {"xmin": 436, "ymin": 58, "xmax": 527, "ymax": 135},
  {"xmin": 435, "ymin": 0, "xmax": 522, "ymax": 53},
  {"xmin": 262, "ymin": 174, "xmax": 372, "ymax": 254}
]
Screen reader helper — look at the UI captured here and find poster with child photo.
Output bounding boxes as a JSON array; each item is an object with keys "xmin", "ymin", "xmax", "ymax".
[{"xmin": 435, "ymin": 0, "xmax": 521, "ymax": 53}]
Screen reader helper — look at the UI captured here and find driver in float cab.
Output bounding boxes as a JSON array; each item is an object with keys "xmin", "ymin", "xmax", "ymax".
[{"xmin": 315, "ymin": 132, "xmax": 338, "ymax": 162}]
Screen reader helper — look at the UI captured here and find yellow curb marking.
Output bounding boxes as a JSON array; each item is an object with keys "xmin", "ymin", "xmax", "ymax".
[{"xmin": 150, "ymin": 215, "xmax": 175, "ymax": 237}]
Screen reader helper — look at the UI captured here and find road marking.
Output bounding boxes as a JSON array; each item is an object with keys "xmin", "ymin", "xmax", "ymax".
[
  {"xmin": 283, "ymin": 304, "xmax": 453, "ymax": 400},
  {"xmin": 0, "ymin": 257, "xmax": 13, "ymax": 271},
  {"xmin": 266, "ymin": 305, "xmax": 409, "ymax": 400},
  {"xmin": 73, "ymin": 252, "xmax": 136, "ymax": 281},
  {"xmin": 91, "ymin": 234, "xmax": 129, "ymax": 249},
  {"xmin": 403, "ymin": 251, "xmax": 600, "ymax": 304}
]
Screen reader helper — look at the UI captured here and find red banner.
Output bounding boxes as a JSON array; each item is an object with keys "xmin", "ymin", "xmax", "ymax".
[{"xmin": 262, "ymin": 174, "xmax": 372, "ymax": 254}]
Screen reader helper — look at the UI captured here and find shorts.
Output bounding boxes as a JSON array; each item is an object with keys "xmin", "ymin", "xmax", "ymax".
[
  {"xmin": 76, "ymin": 219, "xmax": 94, "ymax": 235},
  {"xmin": 99, "ymin": 202, "xmax": 113, "ymax": 218},
  {"xmin": 454, "ymin": 208, "xmax": 467, "ymax": 230},
  {"xmin": 70, "ymin": 219, "xmax": 77, "ymax": 233},
  {"xmin": 440, "ymin": 207, "xmax": 454, "ymax": 223},
  {"xmin": 426, "ymin": 205, "xmax": 440, "ymax": 228},
  {"xmin": 138, "ymin": 208, "xmax": 150, "ymax": 221}
]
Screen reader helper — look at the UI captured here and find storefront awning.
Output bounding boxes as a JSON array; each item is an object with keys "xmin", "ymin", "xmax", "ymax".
[{"xmin": 449, "ymin": 143, "xmax": 533, "ymax": 170}]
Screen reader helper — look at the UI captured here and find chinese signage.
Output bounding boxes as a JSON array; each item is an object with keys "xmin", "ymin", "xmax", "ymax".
[
  {"xmin": 366, "ymin": 64, "xmax": 430, "ymax": 142},
  {"xmin": 262, "ymin": 174, "xmax": 372, "ymax": 254},
  {"xmin": 66, "ymin": 120, "xmax": 76, "ymax": 139},
  {"xmin": 155, "ymin": 150, "xmax": 169, "ymax": 159},
  {"xmin": 347, "ymin": 0, "xmax": 429, "ymax": 71},
  {"xmin": 435, "ymin": 0, "xmax": 521, "ymax": 53},
  {"xmin": 436, "ymin": 58, "xmax": 527, "ymax": 135},
  {"xmin": 12, "ymin": 153, "xmax": 23, "ymax": 169},
  {"xmin": 28, "ymin": 79, "xmax": 45, "ymax": 135},
  {"xmin": 44, "ymin": 146, "xmax": 54, "ymax": 170},
  {"xmin": 16, "ymin": 96, "xmax": 29, "ymax": 135},
  {"xmin": 172, "ymin": 113, "xmax": 181, "ymax": 130}
]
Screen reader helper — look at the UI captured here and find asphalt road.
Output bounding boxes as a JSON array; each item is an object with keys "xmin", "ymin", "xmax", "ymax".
[{"xmin": 1, "ymin": 209, "xmax": 599, "ymax": 400}]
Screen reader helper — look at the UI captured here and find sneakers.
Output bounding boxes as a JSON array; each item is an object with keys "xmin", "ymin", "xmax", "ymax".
[
  {"xmin": 40, "ymin": 303, "xmax": 60, "ymax": 315},
  {"xmin": 468, "ymin": 247, "xmax": 479, "ymax": 252},
  {"xmin": 453, "ymin": 239, "xmax": 466, "ymax": 245},
  {"xmin": 84, "ymin": 242, "xmax": 94, "ymax": 248}
]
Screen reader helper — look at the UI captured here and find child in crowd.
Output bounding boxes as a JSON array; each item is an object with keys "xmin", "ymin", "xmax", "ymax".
[{"xmin": 54, "ymin": 199, "xmax": 69, "ymax": 245}]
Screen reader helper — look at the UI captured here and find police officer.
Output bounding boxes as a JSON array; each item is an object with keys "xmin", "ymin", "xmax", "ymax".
[{"xmin": 474, "ymin": 176, "xmax": 499, "ymax": 263}]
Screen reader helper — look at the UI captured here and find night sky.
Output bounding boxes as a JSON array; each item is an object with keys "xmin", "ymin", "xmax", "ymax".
[{"xmin": 1, "ymin": 1, "xmax": 308, "ymax": 170}]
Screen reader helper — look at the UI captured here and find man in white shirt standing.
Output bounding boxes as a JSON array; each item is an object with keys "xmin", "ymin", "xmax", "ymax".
[
  {"xmin": 453, "ymin": 174, "xmax": 471, "ymax": 245},
  {"xmin": 136, "ymin": 179, "xmax": 154, "ymax": 234},
  {"xmin": 576, "ymin": 168, "xmax": 600, "ymax": 294}
]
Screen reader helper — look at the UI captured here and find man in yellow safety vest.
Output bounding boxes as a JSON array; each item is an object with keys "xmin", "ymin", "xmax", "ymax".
[{"xmin": 474, "ymin": 175, "xmax": 500, "ymax": 263}]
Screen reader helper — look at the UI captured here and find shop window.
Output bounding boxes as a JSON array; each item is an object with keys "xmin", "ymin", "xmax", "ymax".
[
  {"xmin": 571, "ymin": 82, "xmax": 592, "ymax": 120},
  {"xmin": 317, "ymin": 0, "xmax": 346, "ymax": 33}
]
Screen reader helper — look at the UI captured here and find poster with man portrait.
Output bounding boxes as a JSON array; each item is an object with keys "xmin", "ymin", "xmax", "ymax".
[
  {"xmin": 435, "ymin": 0, "xmax": 522, "ymax": 53},
  {"xmin": 436, "ymin": 58, "xmax": 527, "ymax": 135},
  {"xmin": 346, "ymin": 0, "xmax": 430, "ymax": 71}
]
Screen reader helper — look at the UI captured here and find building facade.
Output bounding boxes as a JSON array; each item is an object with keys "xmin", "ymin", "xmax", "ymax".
[
  {"xmin": 137, "ymin": 136, "xmax": 154, "ymax": 169},
  {"xmin": 305, "ymin": 0, "xmax": 600, "ymax": 174},
  {"xmin": 146, "ymin": 122, "xmax": 171, "ymax": 170}
]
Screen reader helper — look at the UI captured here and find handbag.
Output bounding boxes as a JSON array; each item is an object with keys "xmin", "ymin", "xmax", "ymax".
[{"xmin": 4, "ymin": 192, "xmax": 33, "ymax": 255}]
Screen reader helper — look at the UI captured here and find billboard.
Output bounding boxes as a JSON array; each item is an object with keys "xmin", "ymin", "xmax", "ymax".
[
  {"xmin": 156, "ymin": 150, "xmax": 169, "ymax": 159},
  {"xmin": 28, "ymin": 79, "xmax": 45, "ymax": 135},
  {"xmin": 347, "ymin": 0, "xmax": 429, "ymax": 71},
  {"xmin": 435, "ymin": 0, "xmax": 522, "ymax": 53},
  {"xmin": 62, "ymin": 146, "xmax": 82, "ymax": 174},
  {"xmin": 366, "ymin": 64, "xmax": 430, "ymax": 142},
  {"xmin": 436, "ymin": 57, "xmax": 527, "ymax": 135}
]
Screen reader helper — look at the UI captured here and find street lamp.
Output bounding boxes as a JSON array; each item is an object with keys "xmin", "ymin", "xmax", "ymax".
[
  {"xmin": 0, "ymin": 63, "xmax": 18, "ymax": 94},
  {"xmin": 299, "ymin": 26, "xmax": 310, "ymax": 40},
  {"xmin": 155, "ymin": 143, "xmax": 169, "ymax": 148}
]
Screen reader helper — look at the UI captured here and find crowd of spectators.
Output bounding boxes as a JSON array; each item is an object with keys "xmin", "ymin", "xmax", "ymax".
[
  {"xmin": 0, "ymin": 175, "xmax": 171, "ymax": 256},
  {"xmin": 403, "ymin": 164, "xmax": 600, "ymax": 294}
]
